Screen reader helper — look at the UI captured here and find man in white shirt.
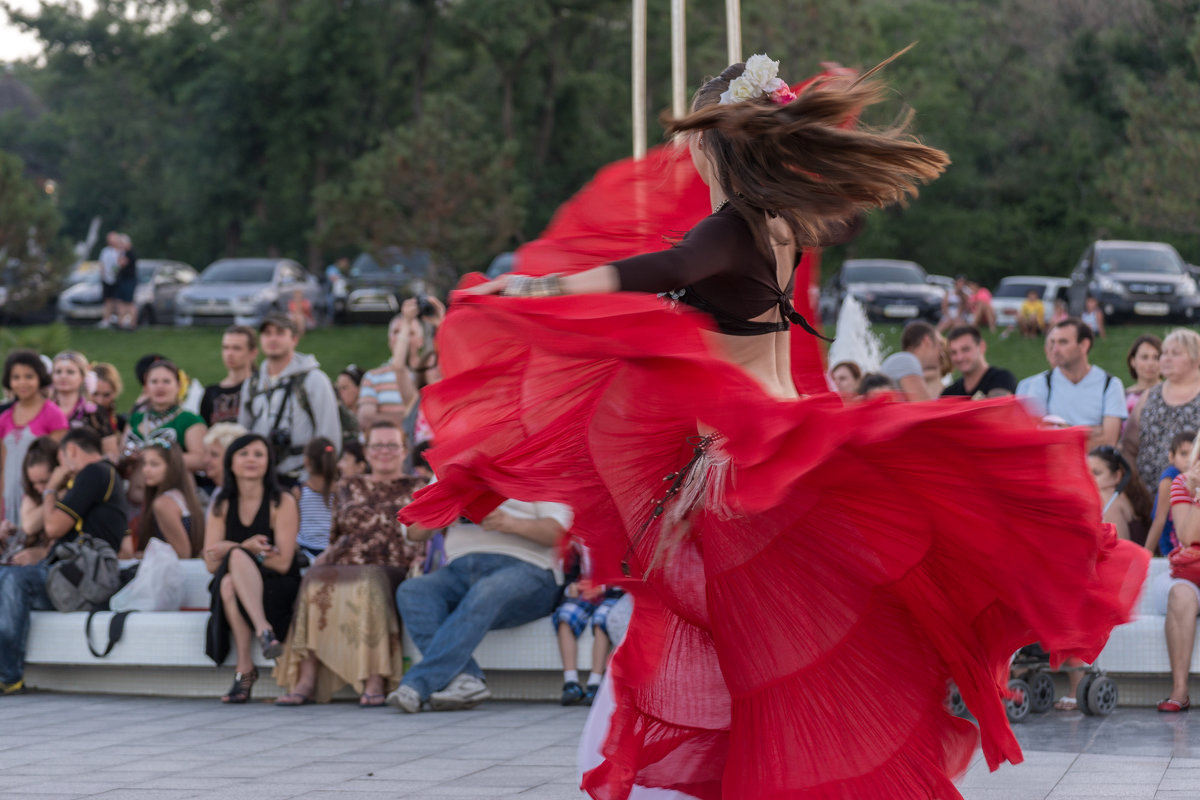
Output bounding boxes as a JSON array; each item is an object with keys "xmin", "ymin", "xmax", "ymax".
[
  {"xmin": 387, "ymin": 497, "xmax": 571, "ymax": 713},
  {"xmin": 97, "ymin": 231, "xmax": 122, "ymax": 328},
  {"xmin": 1015, "ymin": 317, "xmax": 1126, "ymax": 448}
]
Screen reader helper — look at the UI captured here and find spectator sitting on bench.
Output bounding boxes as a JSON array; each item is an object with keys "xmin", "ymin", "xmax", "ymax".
[
  {"xmin": 553, "ymin": 539, "xmax": 623, "ymax": 706},
  {"xmin": 203, "ymin": 433, "xmax": 301, "ymax": 704},
  {"xmin": 388, "ymin": 494, "xmax": 571, "ymax": 713},
  {"xmin": 133, "ymin": 440, "xmax": 205, "ymax": 559},
  {"xmin": 0, "ymin": 436, "xmax": 59, "ymax": 564},
  {"xmin": 275, "ymin": 421, "xmax": 425, "ymax": 706},
  {"xmin": 0, "ymin": 427, "xmax": 127, "ymax": 696},
  {"xmin": 1157, "ymin": 437, "xmax": 1200, "ymax": 712},
  {"xmin": 1146, "ymin": 431, "xmax": 1195, "ymax": 556}
]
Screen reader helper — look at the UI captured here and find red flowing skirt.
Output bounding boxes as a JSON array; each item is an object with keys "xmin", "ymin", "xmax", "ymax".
[{"xmin": 400, "ymin": 289, "xmax": 1148, "ymax": 800}]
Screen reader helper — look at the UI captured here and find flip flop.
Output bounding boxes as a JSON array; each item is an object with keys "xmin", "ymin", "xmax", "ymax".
[
  {"xmin": 274, "ymin": 692, "xmax": 314, "ymax": 706},
  {"xmin": 1053, "ymin": 696, "xmax": 1077, "ymax": 711},
  {"xmin": 359, "ymin": 693, "xmax": 387, "ymax": 707},
  {"xmin": 1158, "ymin": 697, "xmax": 1190, "ymax": 712}
]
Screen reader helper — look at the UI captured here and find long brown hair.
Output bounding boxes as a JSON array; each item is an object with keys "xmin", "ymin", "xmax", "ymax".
[
  {"xmin": 140, "ymin": 442, "xmax": 205, "ymax": 556},
  {"xmin": 664, "ymin": 53, "xmax": 949, "ymax": 259}
]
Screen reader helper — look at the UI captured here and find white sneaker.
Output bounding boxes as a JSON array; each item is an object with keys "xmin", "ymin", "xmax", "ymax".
[
  {"xmin": 385, "ymin": 684, "xmax": 422, "ymax": 713},
  {"xmin": 429, "ymin": 673, "xmax": 492, "ymax": 711},
  {"xmin": 97, "ymin": 318, "xmax": 111, "ymax": 329}
]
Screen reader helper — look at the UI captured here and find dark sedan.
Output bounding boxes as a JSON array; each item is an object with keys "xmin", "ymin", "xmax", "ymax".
[
  {"xmin": 340, "ymin": 249, "xmax": 433, "ymax": 323},
  {"xmin": 1068, "ymin": 240, "xmax": 1200, "ymax": 322},
  {"xmin": 820, "ymin": 259, "xmax": 945, "ymax": 324}
]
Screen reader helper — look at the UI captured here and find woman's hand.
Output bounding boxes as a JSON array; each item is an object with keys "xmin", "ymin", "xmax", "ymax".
[
  {"xmin": 246, "ymin": 534, "xmax": 272, "ymax": 556},
  {"xmin": 463, "ymin": 275, "xmax": 510, "ymax": 296}
]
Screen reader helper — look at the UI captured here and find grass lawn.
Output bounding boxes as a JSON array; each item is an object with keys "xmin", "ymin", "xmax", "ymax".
[
  {"xmin": 864, "ymin": 322, "xmax": 1183, "ymax": 383},
  {"xmin": 0, "ymin": 322, "xmax": 391, "ymax": 390}
]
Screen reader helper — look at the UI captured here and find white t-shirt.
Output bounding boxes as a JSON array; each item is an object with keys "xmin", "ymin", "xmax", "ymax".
[
  {"xmin": 444, "ymin": 499, "xmax": 573, "ymax": 581},
  {"xmin": 1015, "ymin": 365, "xmax": 1127, "ymax": 426},
  {"xmin": 99, "ymin": 246, "xmax": 121, "ymax": 285}
]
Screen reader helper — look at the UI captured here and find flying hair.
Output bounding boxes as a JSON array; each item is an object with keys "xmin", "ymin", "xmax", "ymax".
[{"xmin": 663, "ymin": 45, "xmax": 949, "ymax": 259}]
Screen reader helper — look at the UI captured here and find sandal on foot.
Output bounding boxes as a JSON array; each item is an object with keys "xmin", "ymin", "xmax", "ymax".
[
  {"xmin": 274, "ymin": 692, "xmax": 314, "ymax": 706},
  {"xmin": 259, "ymin": 629, "xmax": 283, "ymax": 660},
  {"xmin": 359, "ymin": 693, "xmax": 387, "ymax": 707},
  {"xmin": 1158, "ymin": 696, "xmax": 1190, "ymax": 712},
  {"xmin": 221, "ymin": 669, "xmax": 258, "ymax": 704},
  {"xmin": 1053, "ymin": 696, "xmax": 1077, "ymax": 711}
]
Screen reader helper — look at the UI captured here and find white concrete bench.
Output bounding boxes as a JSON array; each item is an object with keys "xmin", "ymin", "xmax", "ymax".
[
  {"xmin": 25, "ymin": 558, "xmax": 593, "ymax": 699},
  {"xmin": 26, "ymin": 556, "xmax": 1180, "ymax": 703}
]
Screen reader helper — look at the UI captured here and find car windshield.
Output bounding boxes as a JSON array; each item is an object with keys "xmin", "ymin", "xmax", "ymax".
[
  {"xmin": 995, "ymin": 281, "xmax": 1047, "ymax": 299},
  {"xmin": 198, "ymin": 261, "xmax": 276, "ymax": 283},
  {"xmin": 1097, "ymin": 248, "xmax": 1184, "ymax": 275},
  {"xmin": 844, "ymin": 264, "xmax": 925, "ymax": 284}
]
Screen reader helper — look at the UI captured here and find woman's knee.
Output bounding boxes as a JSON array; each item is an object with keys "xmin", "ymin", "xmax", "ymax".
[
  {"xmin": 1167, "ymin": 584, "xmax": 1200, "ymax": 617},
  {"xmin": 219, "ymin": 574, "xmax": 237, "ymax": 601}
]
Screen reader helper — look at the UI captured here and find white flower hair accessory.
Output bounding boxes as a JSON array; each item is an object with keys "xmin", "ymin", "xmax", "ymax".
[{"xmin": 719, "ymin": 53, "xmax": 797, "ymax": 105}]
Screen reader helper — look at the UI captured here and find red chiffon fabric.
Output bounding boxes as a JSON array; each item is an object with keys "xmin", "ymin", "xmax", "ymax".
[
  {"xmin": 402, "ymin": 291, "xmax": 1146, "ymax": 800},
  {"xmin": 400, "ymin": 134, "xmax": 1146, "ymax": 798}
]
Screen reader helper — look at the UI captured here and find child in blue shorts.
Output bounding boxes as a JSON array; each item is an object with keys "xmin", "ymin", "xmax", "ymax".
[
  {"xmin": 1147, "ymin": 430, "xmax": 1195, "ymax": 555},
  {"xmin": 553, "ymin": 541, "xmax": 624, "ymax": 705}
]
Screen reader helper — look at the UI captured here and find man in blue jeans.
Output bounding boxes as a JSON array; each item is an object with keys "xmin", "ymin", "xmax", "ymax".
[
  {"xmin": 0, "ymin": 427, "xmax": 127, "ymax": 695},
  {"xmin": 388, "ymin": 497, "xmax": 571, "ymax": 712}
]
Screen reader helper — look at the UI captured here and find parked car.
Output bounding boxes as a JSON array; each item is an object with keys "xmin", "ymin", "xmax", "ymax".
[
  {"xmin": 58, "ymin": 259, "xmax": 197, "ymax": 325},
  {"xmin": 340, "ymin": 249, "xmax": 433, "ymax": 323},
  {"xmin": 174, "ymin": 258, "xmax": 324, "ymax": 327},
  {"xmin": 485, "ymin": 251, "xmax": 517, "ymax": 279},
  {"xmin": 819, "ymin": 258, "xmax": 945, "ymax": 323},
  {"xmin": 1068, "ymin": 240, "xmax": 1200, "ymax": 322},
  {"xmin": 991, "ymin": 275, "xmax": 1072, "ymax": 328}
]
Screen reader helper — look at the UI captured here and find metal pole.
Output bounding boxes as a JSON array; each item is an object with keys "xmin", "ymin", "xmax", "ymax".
[
  {"xmin": 725, "ymin": 0, "xmax": 741, "ymax": 64},
  {"xmin": 632, "ymin": 0, "xmax": 647, "ymax": 159},
  {"xmin": 670, "ymin": 0, "xmax": 686, "ymax": 119}
]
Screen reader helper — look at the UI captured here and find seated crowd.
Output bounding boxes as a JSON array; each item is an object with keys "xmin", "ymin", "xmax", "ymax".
[
  {"xmin": 833, "ymin": 314, "xmax": 1200, "ymax": 714},
  {"xmin": 0, "ymin": 298, "xmax": 620, "ymax": 711},
  {"xmin": 2, "ymin": 289, "xmax": 1200, "ymax": 713}
]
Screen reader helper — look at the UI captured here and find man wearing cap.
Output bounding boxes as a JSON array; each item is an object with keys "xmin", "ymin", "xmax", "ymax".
[{"xmin": 238, "ymin": 313, "xmax": 341, "ymax": 486}]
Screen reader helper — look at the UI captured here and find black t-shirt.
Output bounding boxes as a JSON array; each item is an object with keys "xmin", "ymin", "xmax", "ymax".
[
  {"xmin": 56, "ymin": 460, "xmax": 128, "ymax": 550},
  {"xmin": 941, "ymin": 366, "xmax": 1018, "ymax": 399},
  {"xmin": 201, "ymin": 382, "xmax": 244, "ymax": 426},
  {"xmin": 116, "ymin": 250, "xmax": 138, "ymax": 284}
]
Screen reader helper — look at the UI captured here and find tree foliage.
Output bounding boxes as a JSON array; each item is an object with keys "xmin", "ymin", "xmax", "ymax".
[
  {"xmin": 0, "ymin": 148, "xmax": 62, "ymax": 307},
  {"xmin": 0, "ymin": 0, "xmax": 1197, "ymax": 285}
]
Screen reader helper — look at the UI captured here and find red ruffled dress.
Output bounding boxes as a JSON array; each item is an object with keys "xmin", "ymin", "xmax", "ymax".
[{"xmin": 399, "ymin": 143, "xmax": 1148, "ymax": 800}]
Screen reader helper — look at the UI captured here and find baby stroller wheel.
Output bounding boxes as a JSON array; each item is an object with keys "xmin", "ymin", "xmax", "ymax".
[
  {"xmin": 1021, "ymin": 670, "xmax": 1055, "ymax": 713},
  {"xmin": 1085, "ymin": 675, "xmax": 1118, "ymax": 716},
  {"xmin": 1005, "ymin": 678, "xmax": 1031, "ymax": 723},
  {"xmin": 946, "ymin": 684, "xmax": 967, "ymax": 717}
]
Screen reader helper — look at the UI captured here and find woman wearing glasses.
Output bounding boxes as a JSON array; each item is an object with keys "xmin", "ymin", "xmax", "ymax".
[{"xmin": 274, "ymin": 419, "xmax": 426, "ymax": 706}]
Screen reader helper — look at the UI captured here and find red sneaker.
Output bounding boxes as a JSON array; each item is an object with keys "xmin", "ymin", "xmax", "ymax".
[{"xmin": 1157, "ymin": 697, "xmax": 1190, "ymax": 712}]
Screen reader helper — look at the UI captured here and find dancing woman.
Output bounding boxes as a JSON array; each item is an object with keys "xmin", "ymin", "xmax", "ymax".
[{"xmin": 402, "ymin": 55, "xmax": 1147, "ymax": 800}]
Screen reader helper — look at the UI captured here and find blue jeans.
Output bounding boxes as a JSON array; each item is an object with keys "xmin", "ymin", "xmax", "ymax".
[
  {"xmin": 396, "ymin": 553, "xmax": 559, "ymax": 698},
  {"xmin": 0, "ymin": 561, "xmax": 53, "ymax": 684}
]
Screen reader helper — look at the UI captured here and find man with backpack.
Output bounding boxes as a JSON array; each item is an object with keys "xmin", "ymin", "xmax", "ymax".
[
  {"xmin": 1016, "ymin": 317, "xmax": 1126, "ymax": 448},
  {"xmin": 238, "ymin": 313, "xmax": 342, "ymax": 487},
  {"xmin": 0, "ymin": 428, "xmax": 128, "ymax": 696}
]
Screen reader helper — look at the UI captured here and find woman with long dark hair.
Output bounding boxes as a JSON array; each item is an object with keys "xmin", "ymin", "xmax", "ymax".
[
  {"xmin": 400, "ymin": 55, "xmax": 1148, "ymax": 798},
  {"xmin": 203, "ymin": 433, "xmax": 300, "ymax": 703}
]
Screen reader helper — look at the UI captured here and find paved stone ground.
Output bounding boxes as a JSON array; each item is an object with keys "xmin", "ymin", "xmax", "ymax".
[{"xmin": 3, "ymin": 693, "xmax": 1200, "ymax": 799}]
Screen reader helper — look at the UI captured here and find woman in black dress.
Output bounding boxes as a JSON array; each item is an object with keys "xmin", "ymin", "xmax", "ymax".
[{"xmin": 203, "ymin": 433, "xmax": 300, "ymax": 703}]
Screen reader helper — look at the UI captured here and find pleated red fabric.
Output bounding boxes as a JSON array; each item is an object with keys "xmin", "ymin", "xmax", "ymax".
[
  {"xmin": 400, "ymin": 123, "xmax": 1147, "ymax": 797},
  {"xmin": 400, "ymin": 290, "xmax": 1147, "ymax": 800}
]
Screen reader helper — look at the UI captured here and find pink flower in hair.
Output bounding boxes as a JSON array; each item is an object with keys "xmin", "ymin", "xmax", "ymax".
[{"xmin": 771, "ymin": 86, "xmax": 797, "ymax": 105}]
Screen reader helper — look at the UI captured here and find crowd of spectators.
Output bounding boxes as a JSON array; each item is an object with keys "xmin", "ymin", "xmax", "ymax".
[
  {"xmin": 0, "ymin": 296, "xmax": 598, "ymax": 711},
  {"xmin": 834, "ymin": 316, "xmax": 1200, "ymax": 714}
]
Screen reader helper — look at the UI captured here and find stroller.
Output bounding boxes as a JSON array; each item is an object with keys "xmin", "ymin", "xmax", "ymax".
[{"xmin": 947, "ymin": 644, "xmax": 1118, "ymax": 723}]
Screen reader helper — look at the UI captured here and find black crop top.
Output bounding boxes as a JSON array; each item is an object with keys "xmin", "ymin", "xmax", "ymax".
[{"xmin": 611, "ymin": 206, "xmax": 815, "ymax": 336}]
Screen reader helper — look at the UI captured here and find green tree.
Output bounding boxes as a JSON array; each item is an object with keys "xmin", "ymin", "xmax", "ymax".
[
  {"xmin": 0, "ymin": 148, "xmax": 63, "ymax": 309},
  {"xmin": 312, "ymin": 96, "xmax": 524, "ymax": 286}
]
